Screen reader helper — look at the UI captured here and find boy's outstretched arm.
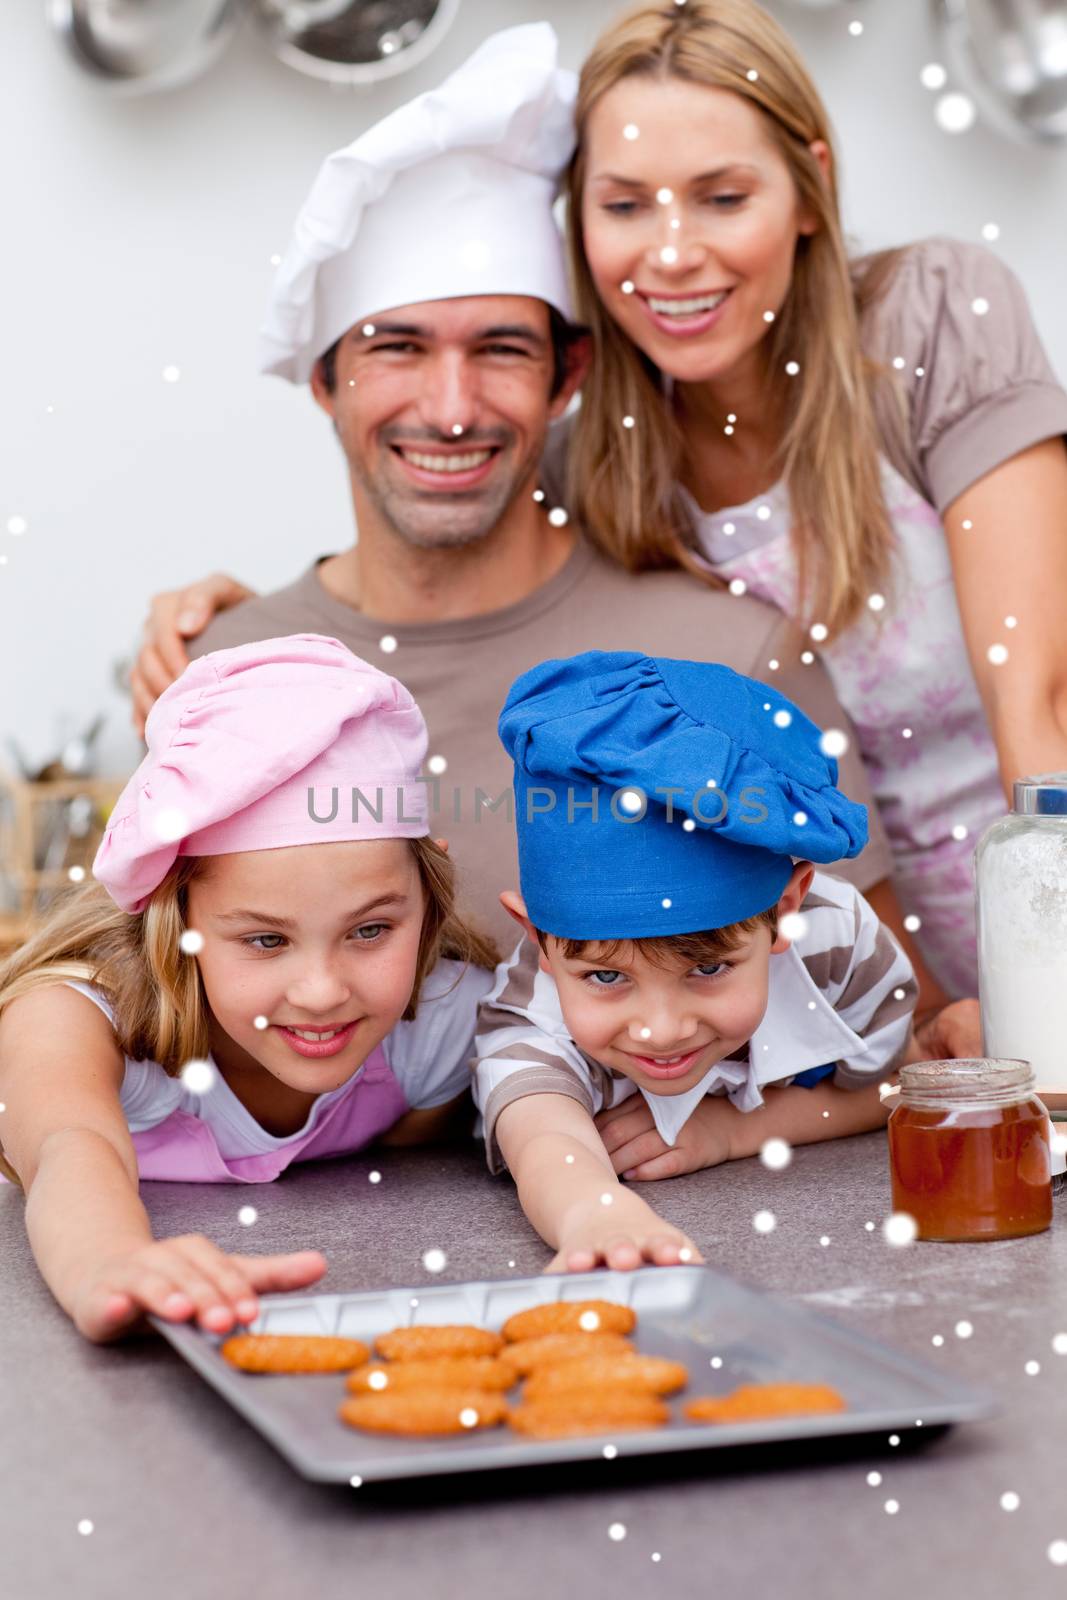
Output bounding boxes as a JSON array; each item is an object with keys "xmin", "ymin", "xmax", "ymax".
[{"xmin": 495, "ymin": 1092, "xmax": 702, "ymax": 1273}]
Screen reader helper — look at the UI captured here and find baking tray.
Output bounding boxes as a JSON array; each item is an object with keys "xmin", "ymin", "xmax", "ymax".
[{"xmin": 152, "ymin": 1265, "xmax": 995, "ymax": 1484}]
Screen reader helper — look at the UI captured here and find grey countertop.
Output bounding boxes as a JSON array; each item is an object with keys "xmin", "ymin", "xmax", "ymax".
[{"xmin": 4, "ymin": 1131, "xmax": 1067, "ymax": 1600}]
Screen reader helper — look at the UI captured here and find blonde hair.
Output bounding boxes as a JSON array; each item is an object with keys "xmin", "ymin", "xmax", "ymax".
[
  {"xmin": 0, "ymin": 837, "xmax": 497, "ymax": 1117},
  {"xmin": 565, "ymin": 0, "xmax": 900, "ymax": 638}
]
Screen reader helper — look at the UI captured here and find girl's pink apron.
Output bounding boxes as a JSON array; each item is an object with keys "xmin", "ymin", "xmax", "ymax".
[{"xmin": 131, "ymin": 1045, "xmax": 409, "ymax": 1183}]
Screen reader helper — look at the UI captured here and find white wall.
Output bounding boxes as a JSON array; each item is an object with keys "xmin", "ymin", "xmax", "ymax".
[{"xmin": 4, "ymin": 0, "xmax": 1066, "ymax": 778}]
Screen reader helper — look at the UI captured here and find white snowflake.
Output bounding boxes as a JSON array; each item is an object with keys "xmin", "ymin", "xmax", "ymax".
[
  {"xmin": 935, "ymin": 92, "xmax": 977, "ymax": 133},
  {"xmin": 753, "ymin": 1209, "xmax": 776, "ymax": 1234},
  {"xmin": 760, "ymin": 1137, "xmax": 792, "ymax": 1171},
  {"xmin": 180, "ymin": 1059, "xmax": 216, "ymax": 1095},
  {"xmin": 179, "ymin": 929, "xmax": 204, "ymax": 955},
  {"xmin": 238, "ymin": 1206, "xmax": 258, "ymax": 1227},
  {"xmin": 883, "ymin": 1212, "xmax": 918, "ymax": 1247},
  {"xmin": 154, "ymin": 808, "xmax": 189, "ymax": 844},
  {"xmin": 421, "ymin": 1248, "xmax": 447, "ymax": 1274}
]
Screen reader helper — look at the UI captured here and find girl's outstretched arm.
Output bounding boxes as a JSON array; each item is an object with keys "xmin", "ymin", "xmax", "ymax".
[
  {"xmin": 0, "ymin": 985, "xmax": 325, "ymax": 1342},
  {"xmin": 496, "ymin": 1092, "xmax": 701, "ymax": 1274}
]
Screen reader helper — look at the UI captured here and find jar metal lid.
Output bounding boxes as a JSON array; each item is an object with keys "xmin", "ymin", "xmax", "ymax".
[
  {"xmin": 898, "ymin": 1058, "xmax": 1036, "ymax": 1107},
  {"xmin": 1013, "ymin": 773, "xmax": 1067, "ymax": 814}
]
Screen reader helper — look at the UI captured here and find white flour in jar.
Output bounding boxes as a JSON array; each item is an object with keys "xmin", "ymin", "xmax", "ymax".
[{"xmin": 978, "ymin": 822, "xmax": 1067, "ymax": 1091}]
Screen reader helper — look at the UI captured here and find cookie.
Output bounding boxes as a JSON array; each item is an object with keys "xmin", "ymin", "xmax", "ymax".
[
  {"xmin": 501, "ymin": 1300, "xmax": 636, "ymax": 1343},
  {"xmin": 507, "ymin": 1392, "xmax": 668, "ymax": 1439},
  {"xmin": 339, "ymin": 1390, "xmax": 507, "ymax": 1435},
  {"xmin": 374, "ymin": 1325, "xmax": 504, "ymax": 1362},
  {"xmin": 684, "ymin": 1383, "xmax": 847, "ymax": 1423},
  {"xmin": 220, "ymin": 1334, "xmax": 369, "ymax": 1374},
  {"xmin": 346, "ymin": 1357, "xmax": 515, "ymax": 1394},
  {"xmin": 523, "ymin": 1353, "xmax": 688, "ymax": 1400},
  {"xmin": 500, "ymin": 1331, "xmax": 634, "ymax": 1376}
]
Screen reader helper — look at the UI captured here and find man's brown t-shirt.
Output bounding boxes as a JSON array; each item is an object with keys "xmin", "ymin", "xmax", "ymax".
[{"xmin": 189, "ymin": 537, "xmax": 892, "ymax": 947}]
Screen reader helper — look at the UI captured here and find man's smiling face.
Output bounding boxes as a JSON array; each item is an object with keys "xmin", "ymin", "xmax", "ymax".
[{"xmin": 311, "ymin": 295, "xmax": 571, "ymax": 552}]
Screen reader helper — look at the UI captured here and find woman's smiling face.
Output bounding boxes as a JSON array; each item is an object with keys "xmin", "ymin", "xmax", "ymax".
[{"xmin": 580, "ymin": 74, "xmax": 820, "ymax": 388}]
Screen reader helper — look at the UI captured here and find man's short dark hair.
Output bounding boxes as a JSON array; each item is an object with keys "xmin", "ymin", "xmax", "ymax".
[{"xmin": 317, "ymin": 304, "xmax": 586, "ymax": 401}]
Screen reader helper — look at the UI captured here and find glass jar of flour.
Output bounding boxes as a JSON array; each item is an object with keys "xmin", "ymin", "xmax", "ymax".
[{"xmin": 977, "ymin": 774, "xmax": 1067, "ymax": 1098}]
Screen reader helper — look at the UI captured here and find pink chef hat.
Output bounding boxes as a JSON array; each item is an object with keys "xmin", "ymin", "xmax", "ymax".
[{"xmin": 94, "ymin": 635, "xmax": 429, "ymax": 914}]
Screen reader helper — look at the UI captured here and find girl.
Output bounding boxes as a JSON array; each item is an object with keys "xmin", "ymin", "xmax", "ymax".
[
  {"xmin": 562, "ymin": 0, "xmax": 1067, "ymax": 999},
  {"xmin": 0, "ymin": 635, "xmax": 495, "ymax": 1343}
]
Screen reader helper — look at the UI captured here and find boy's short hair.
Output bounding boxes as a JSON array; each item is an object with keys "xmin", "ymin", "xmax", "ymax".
[{"xmin": 533, "ymin": 904, "xmax": 779, "ymax": 968}]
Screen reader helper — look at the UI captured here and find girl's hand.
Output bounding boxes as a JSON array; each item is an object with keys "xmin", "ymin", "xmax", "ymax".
[
  {"xmin": 70, "ymin": 1235, "xmax": 327, "ymax": 1344},
  {"xmin": 595, "ymin": 1096, "xmax": 733, "ymax": 1181},
  {"xmin": 547, "ymin": 1194, "xmax": 702, "ymax": 1274}
]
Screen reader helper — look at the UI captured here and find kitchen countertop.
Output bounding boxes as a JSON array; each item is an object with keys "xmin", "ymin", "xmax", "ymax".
[{"xmin": 4, "ymin": 1131, "xmax": 1066, "ymax": 1600}]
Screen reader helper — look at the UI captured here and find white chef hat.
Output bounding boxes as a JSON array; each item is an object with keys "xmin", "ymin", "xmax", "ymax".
[{"xmin": 259, "ymin": 23, "xmax": 577, "ymax": 385}]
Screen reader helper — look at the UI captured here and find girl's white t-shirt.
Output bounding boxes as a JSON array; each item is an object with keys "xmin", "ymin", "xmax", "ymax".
[{"xmin": 63, "ymin": 958, "xmax": 491, "ymax": 1160}]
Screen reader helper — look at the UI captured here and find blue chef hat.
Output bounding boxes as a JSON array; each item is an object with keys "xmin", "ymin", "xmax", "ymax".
[{"xmin": 498, "ymin": 651, "xmax": 868, "ymax": 939}]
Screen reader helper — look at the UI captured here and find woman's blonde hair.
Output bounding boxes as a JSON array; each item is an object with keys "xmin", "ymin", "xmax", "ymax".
[
  {"xmin": 565, "ymin": 0, "xmax": 901, "ymax": 637},
  {"xmin": 0, "ymin": 837, "xmax": 498, "ymax": 1078}
]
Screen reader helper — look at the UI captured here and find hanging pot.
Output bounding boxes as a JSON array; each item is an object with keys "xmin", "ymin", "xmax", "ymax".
[
  {"xmin": 48, "ymin": 0, "xmax": 245, "ymax": 94},
  {"xmin": 251, "ymin": 0, "xmax": 459, "ymax": 85},
  {"xmin": 936, "ymin": 0, "xmax": 1067, "ymax": 144}
]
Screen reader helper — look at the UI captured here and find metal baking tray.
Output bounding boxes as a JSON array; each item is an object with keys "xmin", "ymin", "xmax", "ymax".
[{"xmin": 152, "ymin": 1265, "xmax": 995, "ymax": 1483}]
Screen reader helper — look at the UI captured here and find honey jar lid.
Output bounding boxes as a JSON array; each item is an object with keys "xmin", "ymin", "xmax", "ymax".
[{"xmin": 898, "ymin": 1058, "xmax": 1035, "ymax": 1106}]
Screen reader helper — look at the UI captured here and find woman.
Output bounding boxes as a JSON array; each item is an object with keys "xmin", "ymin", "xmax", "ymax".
[{"xmin": 559, "ymin": 0, "xmax": 1067, "ymax": 997}]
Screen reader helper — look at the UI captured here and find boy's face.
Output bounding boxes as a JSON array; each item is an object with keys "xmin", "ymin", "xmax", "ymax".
[
  {"xmin": 542, "ymin": 925, "xmax": 776, "ymax": 1097},
  {"xmin": 502, "ymin": 863, "xmax": 813, "ymax": 1098}
]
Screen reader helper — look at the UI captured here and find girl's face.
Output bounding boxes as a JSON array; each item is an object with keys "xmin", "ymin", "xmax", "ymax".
[
  {"xmin": 580, "ymin": 75, "xmax": 819, "ymax": 389},
  {"xmin": 186, "ymin": 840, "xmax": 425, "ymax": 1102}
]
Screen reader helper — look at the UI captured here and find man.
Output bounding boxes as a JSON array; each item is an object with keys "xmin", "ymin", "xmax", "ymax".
[{"xmin": 130, "ymin": 27, "xmax": 978, "ymax": 1175}]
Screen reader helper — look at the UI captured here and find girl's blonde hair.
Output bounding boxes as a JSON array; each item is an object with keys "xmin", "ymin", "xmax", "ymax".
[
  {"xmin": 565, "ymin": 0, "xmax": 901, "ymax": 637},
  {"xmin": 0, "ymin": 837, "xmax": 498, "ymax": 1079}
]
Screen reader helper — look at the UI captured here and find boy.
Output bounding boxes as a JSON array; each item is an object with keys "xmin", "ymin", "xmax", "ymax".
[{"xmin": 473, "ymin": 651, "xmax": 919, "ymax": 1270}]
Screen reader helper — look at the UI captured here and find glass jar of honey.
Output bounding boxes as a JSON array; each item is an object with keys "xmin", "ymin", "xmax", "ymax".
[{"xmin": 887, "ymin": 1060, "xmax": 1052, "ymax": 1242}]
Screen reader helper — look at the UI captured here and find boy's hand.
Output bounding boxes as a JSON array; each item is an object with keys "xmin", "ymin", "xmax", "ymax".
[
  {"xmin": 69, "ymin": 1235, "xmax": 327, "ymax": 1343},
  {"xmin": 595, "ymin": 1096, "xmax": 733, "ymax": 1181},
  {"xmin": 547, "ymin": 1192, "xmax": 702, "ymax": 1274},
  {"xmin": 914, "ymin": 998, "xmax": 982, "ymax": 1062}
]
